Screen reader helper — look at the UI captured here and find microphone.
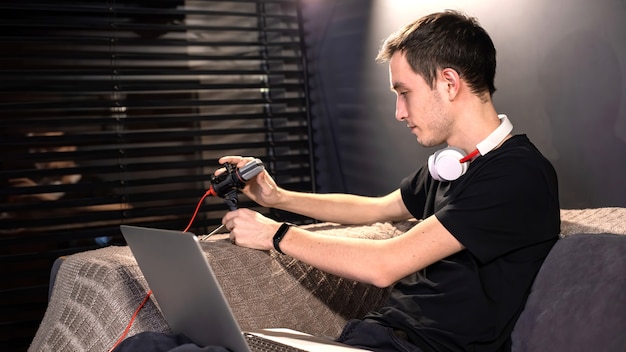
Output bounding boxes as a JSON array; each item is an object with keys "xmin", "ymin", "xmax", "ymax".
[{"xmin": 208, "ymin": 158, "xmax": 264, "ymax": 210}]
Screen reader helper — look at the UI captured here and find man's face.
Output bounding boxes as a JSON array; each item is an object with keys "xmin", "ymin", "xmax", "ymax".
[{"xmin": 389, "ymin": 51, "xmax": 451, "ymax": 147}]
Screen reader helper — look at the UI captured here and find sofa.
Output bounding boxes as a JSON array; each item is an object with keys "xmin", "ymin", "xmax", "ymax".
[{"xmin": 30, "ymin": 207, "xmax": 626, "ymax": 352}]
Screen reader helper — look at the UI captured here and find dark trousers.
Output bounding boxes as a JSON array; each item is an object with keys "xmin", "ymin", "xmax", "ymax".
[
  {"xmin": 336, "ymin": 319, "xmax": 423, "ymax": 352},
  {"xmin": 112, "ymin": 332, "xmax": 230, "ymax": 352},
  {"xmin": 113, "ymin": 320, "xmax": 422, "ymax": 352}
]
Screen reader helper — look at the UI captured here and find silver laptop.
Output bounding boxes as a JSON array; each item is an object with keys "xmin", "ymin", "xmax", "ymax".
[{"xmin": 120, "ymin": 225, "xmax": 368, "ymax": 352}]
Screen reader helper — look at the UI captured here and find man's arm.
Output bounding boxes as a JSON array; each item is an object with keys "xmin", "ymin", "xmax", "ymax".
[
  {"xmin": 273, "ymin": 189, "xmax": 411, "ymax": 224},
  {"xmin": 219, "ymin": 155, "xmax": 464, "ymax": 287},
  {"xmin": 218, "ymin": 155, "xmax": 411, "ymax": 224},
  {"xmin": 224, "ymin": 209, "xmax": 464, "ymax": 288}
]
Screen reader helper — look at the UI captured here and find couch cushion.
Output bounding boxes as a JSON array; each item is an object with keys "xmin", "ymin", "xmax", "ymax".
[
  {"xmin": 511, "ymin": 233, "xmax": 626, "ymax": 352},
  {"xmin": 31, "ymin": 221, "xmax": 410, "ymax": 352}
]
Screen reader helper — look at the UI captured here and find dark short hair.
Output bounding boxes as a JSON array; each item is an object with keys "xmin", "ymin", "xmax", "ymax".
[{"xmin": 376, "ymin": 10, "xmax": 497, "ymax": 97}]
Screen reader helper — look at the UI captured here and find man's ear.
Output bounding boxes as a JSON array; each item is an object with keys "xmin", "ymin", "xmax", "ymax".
[{"xmin": 440, "ymin": 68, "xmax": 461, "ymax": 100}]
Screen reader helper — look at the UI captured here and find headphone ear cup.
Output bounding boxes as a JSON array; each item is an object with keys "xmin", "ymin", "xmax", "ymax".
[
  {"xmin": 428, "ymin": 153, "xmax": 443, "ymax": 181},
  {"xmin": 428, "ymin": 147, "xmax": 468, "ymax": 182}
]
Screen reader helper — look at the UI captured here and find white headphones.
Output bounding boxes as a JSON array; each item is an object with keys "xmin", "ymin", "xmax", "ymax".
[{"xmin": 428, "ymin": 114, "xmax": 513, "ymax": 182}]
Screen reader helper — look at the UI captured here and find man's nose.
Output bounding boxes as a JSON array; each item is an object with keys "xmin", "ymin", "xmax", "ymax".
[{"xmin": 395, "ymin": 99, "xmax": 407, "ymax": 121}]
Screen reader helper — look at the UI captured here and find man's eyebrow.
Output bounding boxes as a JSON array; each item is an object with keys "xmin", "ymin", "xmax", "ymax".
[{"xmin": 391, "ymin": 82, "xmax": 408, "ymax": 92}]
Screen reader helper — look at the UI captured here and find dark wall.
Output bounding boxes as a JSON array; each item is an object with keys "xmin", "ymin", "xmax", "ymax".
[{"xmin": 302, "ymin": 0, "xmax": 626, "ymax": 208}]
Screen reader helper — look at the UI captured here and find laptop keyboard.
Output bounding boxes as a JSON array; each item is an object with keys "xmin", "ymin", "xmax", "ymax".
[{"xmin": 243, "ymin": 332, "xmax": 308, "ymax": 352}]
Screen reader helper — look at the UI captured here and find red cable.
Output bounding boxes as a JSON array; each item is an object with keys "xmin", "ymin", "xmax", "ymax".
[
  {"xmin": 107, "ymin": 289, "xmax": 153, "ymax": 352},
  {"xmin": 183, "ymin": 189, "xmax": 213, "ymax": 232},
  {"xmin": 108, "ymin": 189, "xmax": 214, "ymax": 351},
  {"xmin": 459, "ymin": 149, "xmax": 480, "ymax": 163}
]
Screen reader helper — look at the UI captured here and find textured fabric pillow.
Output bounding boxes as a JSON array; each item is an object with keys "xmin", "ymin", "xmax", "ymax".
[{"xmin": 511, "ymin": 233, "xmax": 626, "ymax": 352}]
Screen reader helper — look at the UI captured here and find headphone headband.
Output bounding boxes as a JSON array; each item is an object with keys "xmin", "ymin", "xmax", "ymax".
[{"xmin": 476, "ymin": 114, "xmax": 513, "ymax": 156}]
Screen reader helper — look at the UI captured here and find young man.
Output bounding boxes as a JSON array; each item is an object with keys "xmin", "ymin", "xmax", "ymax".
[{"xmin": 221, "ymin": 10, "xmax": 560, "ymax": 352}]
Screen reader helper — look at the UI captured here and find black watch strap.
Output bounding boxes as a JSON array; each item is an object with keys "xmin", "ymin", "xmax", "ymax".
[{"xmin": 272, "ymin": 223, "xmax": 293, "ymax": 254}]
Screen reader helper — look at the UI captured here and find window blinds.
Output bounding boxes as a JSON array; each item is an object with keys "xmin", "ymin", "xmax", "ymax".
[{"xmin": 0, "ymin": 1, "xmax": 313, "ymax": 350}]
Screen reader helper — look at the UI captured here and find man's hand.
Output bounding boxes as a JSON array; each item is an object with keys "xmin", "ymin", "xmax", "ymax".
[
  {"xmin": 216, "ymin": 156, "xmax": 282, "ymax": 208},
  {"xmin": 222, "ymin": 208, "xmax": 281, "ymax": 251}
]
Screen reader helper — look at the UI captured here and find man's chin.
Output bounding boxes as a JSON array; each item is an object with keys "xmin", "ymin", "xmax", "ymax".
[
  {"xmin": 415, "ymin": 137, "xmax": 441, "ymax": 148},
  {"xmin": 415, "ymin": 135, "xmax": 429, "ymax": 146}
]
